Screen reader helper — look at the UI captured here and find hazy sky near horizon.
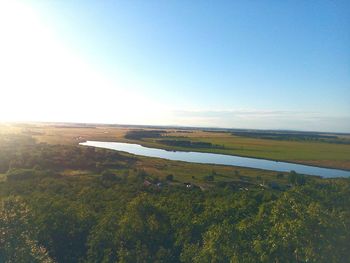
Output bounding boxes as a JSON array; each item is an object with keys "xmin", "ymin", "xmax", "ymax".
[{"xmin": 0, "ymin": 0, "xmax": 349, "ymax": 132}]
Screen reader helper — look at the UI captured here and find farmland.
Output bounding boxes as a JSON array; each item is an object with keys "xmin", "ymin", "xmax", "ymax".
[{"xmin": 8, "ymin": 123, "xmax": 350, "ymax": 170}]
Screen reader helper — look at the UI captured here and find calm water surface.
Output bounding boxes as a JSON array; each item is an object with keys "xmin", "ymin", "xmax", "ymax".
[{"xmin": 80, "ymin": 141, "xmax": 350, "ymax": 178}]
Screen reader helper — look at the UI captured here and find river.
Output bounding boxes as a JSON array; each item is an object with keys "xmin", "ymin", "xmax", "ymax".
[{"xmin": 80, "ymin": 141, "xmax": 350, "ymax": 178}]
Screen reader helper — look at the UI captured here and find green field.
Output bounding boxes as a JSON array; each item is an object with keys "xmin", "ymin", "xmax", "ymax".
[
  {"xmin": 111, "ymin": 129, "xmax": 350, "ymax": 170},
  {"xmin": 2, "ymin": 123, "xmax": 350, "ymax": 170},
  {"xmin": 0, "ymin": 128, "xmax": 293, "ymax": 188},
  {"xmin": 145, "ymin": 130, "xmax": 350, "ymax": 170}
]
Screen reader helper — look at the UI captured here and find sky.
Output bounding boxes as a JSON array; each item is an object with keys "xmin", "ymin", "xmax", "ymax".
[{"xmin": 0, "ymin": 0, "xmax": 349, "ymax": 132}]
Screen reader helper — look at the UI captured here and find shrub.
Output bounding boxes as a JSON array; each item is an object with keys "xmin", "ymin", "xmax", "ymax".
[
  {"xmin": 166, "ymin": 174, "xmax": 174, "ymax": 181},
  {"xmin": 101, "ymin": 171, "xmax": 119, "ymax": 181},
  {"xmin": 6, "ymin": 169, "xmax": 35, "ymax": 181},
  {"xmin": 276, "ymin": 173, "xmax": 284, "ymax": 179},
  {"xmin": 204, "ymin": 175, "xmax": 214, "ymax": 181}
]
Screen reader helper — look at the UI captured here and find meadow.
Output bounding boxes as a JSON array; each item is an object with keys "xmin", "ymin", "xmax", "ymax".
[{"xmin": 10, "ymin": 123, "xmax": 349, "ymax": 170}]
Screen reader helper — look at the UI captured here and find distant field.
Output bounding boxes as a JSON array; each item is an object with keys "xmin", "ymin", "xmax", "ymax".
[
  {"xmin": 0, "ymin": 125, "xmax": 293, "ymax": 189},
  {"xmin": 160, "ymin": 130, "xmax": 350, "ymax": 170},
  {"xmin": 2, "ymin": 123, "xmax": 350, "ymax": 170}
]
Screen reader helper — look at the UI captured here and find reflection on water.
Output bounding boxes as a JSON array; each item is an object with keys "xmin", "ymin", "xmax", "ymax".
[{"xmin": 80, "ymin": 141, "xmax": 350, "ymax": 178}]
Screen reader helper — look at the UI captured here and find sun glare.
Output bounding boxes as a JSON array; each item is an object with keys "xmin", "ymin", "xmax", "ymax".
[{"xmin": 0, "ymin": 0, "xmax": 165, "ymax": 124}]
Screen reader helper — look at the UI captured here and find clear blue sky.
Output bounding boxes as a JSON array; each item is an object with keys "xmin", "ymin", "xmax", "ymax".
[{"xmin": 1, "ymin": 0, "xmax": 349, "ymax": 132}]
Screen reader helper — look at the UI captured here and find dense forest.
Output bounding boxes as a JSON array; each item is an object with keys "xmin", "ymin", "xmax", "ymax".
[{"xmin": 0, "ymin": 135, "xmax": 349, "ymax": 263}]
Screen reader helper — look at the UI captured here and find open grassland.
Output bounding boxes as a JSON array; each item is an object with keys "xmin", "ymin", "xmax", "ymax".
[
  {"xmin": 3, "ymin": 123, "xmax": 350, "ymax": 170},
  {"xmin": 133, "ymin": 155, "xmax": 293, "ymax": 187},
  {"xmin": 161, "ymin": 131, "xmax": 350, "ymax": 170}
]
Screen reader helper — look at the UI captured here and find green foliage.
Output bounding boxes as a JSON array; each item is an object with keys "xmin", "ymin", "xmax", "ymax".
[
  {"xmin": 276, "ymin": 173, "xmax": 284, "ymax": 179},
  {"xmin": 101, "ymin": 171, "xmax": 117, "ymax": 180},
  {"xmin": 288, "ymin": 171, "xmax": 307, "ymax": 186},
  {"xmin": 0, "ymin": 197, "xmax": 54, "ymax": 263},
  {"xmin": 125, "ymin": 130, "xmax": 166, "ymax": 140},
  {"xmin": 204, "ymin": 175, "xmax": 214, "ymax": 181},
  {"xmin": 193, "ymin": 222, "xmax": 237, "ymax": 263},
  {"xmin": 159, "ymin": 139, "xmax": 222, "ymax": 149},
  {"xmin": 231, "ymin": 130, "xmax": 343, "ymax": 143},
  {"xmin": 0, "ymin": 135, "xmax": 135, "ymax": 173},
  {"xmin": 2, "ymin": 174, "xmax": 349, "ymax": 263},
  {"xmin": 86, "ymin": 212, "xmax": 120, "ymax": 263},
  {"xmin": 252, "ymin": 186, "xmax": 350, "ymax": 262},
  {"xmin": 116, "ymin": 195, "xmax": 174, "ymax": 262},
  {"xmin": 166, "ymin": 174, "xmax": 174, "ymax": 181},
  {"xmin": 0, "ymin": 136, "xmax": 349, "ymax": 263},
  {"xmin": 6, "ymin": 168, "xmax": 36, "ymax": 181},
  {"xmin": 29, "ymin": 196, "xmax": 95, "ymax": 263},
  {"xmin": 136, "ymin": 169, "xmax": 149, "ymax": 181}
]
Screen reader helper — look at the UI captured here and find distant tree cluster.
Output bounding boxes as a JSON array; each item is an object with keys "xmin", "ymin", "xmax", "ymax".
[
  {"xmin": 159, "ymin": 139, "xmax": 225, "ymax": 149},
  {"xmin": 124, "ymin": 130, "xmax": 167, "ymax": 140}
]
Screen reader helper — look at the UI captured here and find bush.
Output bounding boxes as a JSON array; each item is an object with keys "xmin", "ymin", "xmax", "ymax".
[
  {"xmin": 204, "ymin": 175, "xmax": 214, "ymax": 181},
  {"xmin": 6, "ymin": 169, "xmax": 35, "ymax": 181},
  {"xmin": 276, "ymin": 173, "xmax": 284, "ymax": 179},
  {"xmin": 166, "ymin": 174, "xmax": 174, "ymax": 181},
  {"xmin": 136, "ymin": 170, "xmax": 149, "ymax": 180},
  {"xmin": 288, "ymin": 171, "xmax": 306, "ymax": 186},
  {"xmin": 101, "ymin": 171, "xmax": 118, "ymax": 181}
]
